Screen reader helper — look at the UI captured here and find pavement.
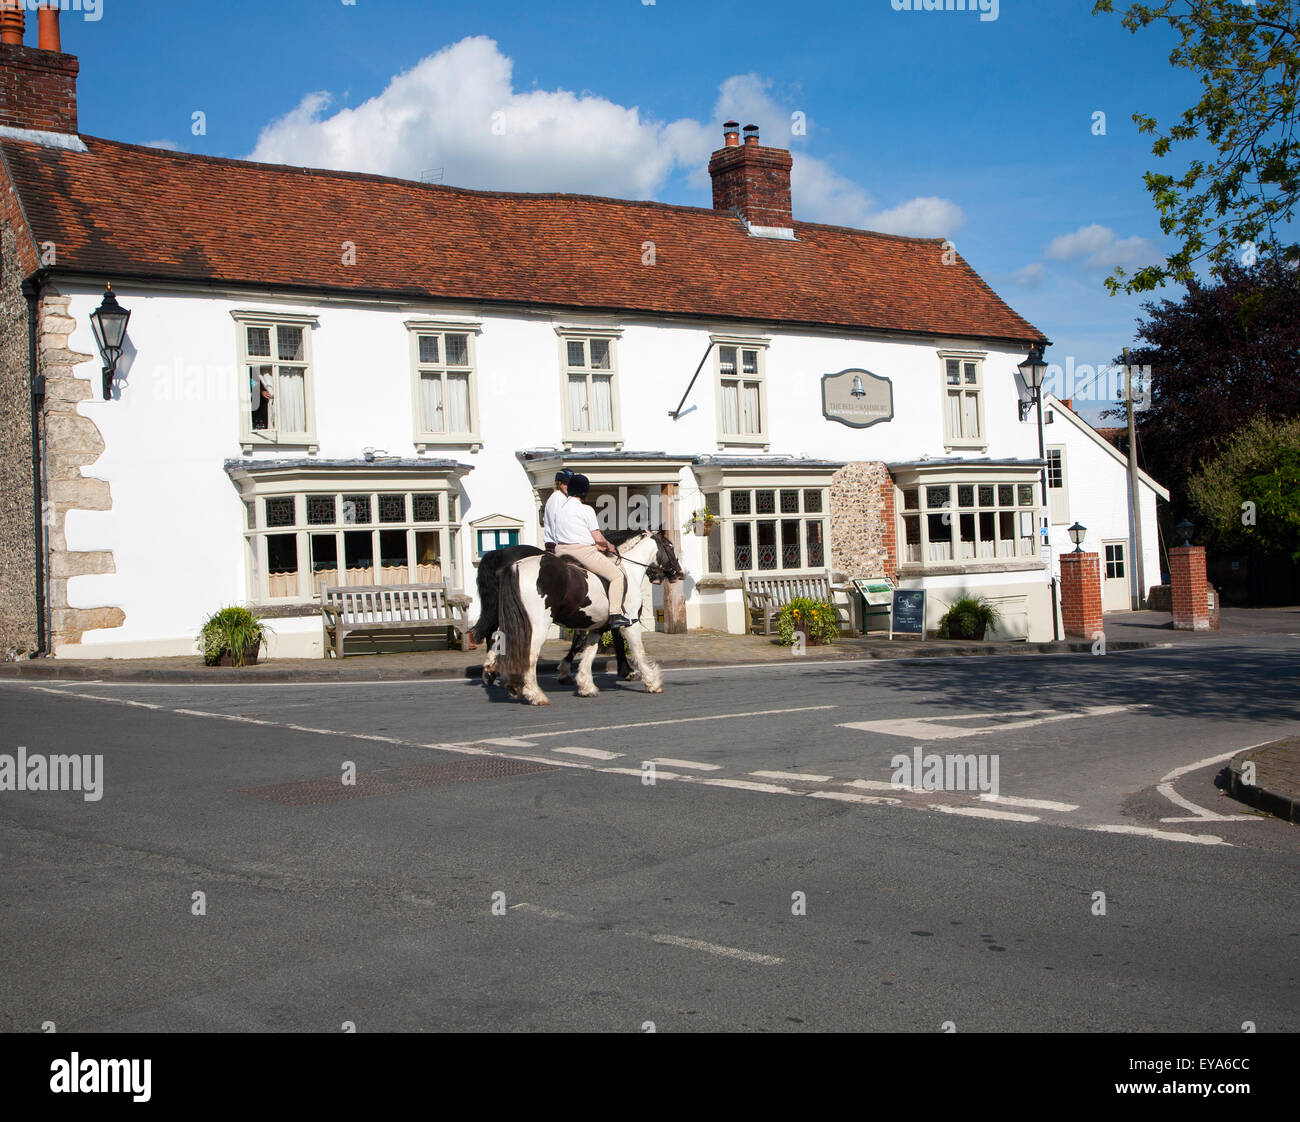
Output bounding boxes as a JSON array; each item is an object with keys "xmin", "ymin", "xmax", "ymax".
[
  {"xmin": 11, "ymin": 604, "xmax": 1299, "ymax": 684},
  {"xmin": 1225, "ymin": 738, "xmax": 1300, "ymax": 824},
  {"xmin": 2, "ymin": 632, "xmax": 1297, "ymax": 1032}
]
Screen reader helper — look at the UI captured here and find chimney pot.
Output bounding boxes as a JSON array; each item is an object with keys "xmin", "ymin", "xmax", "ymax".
[
  {"xmin": 723, "ymin": 120, "xmax": 740, "ymax": 147},
  {"xmin": 37, "ymin": 3, "xmax": 60, "ymax": 52},
  {"xmin": 0, "ymin": 1, "xmax": 24, "ymax": 46},
  {"xmin": 743, "ymin": 124, "xmax": 759, "ymax": 146}
]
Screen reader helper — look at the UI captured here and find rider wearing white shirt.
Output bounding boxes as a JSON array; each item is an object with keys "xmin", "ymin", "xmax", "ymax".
[
  {"xmin": 552, "ymin": 474, "xmax": 632, "ymax": 628},
  {"xmin": 541, "ymin": 469, "xmax": 573, "ymax": 552}
]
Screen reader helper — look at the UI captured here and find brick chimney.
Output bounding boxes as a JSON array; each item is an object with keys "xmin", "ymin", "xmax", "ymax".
[
  {"xmin": 0, "ymin": 2, "xmax": 78, "ymax": 136},
  {"xmin": 708, "ymin": 122, "xmax": 794, "ymax": 239}
]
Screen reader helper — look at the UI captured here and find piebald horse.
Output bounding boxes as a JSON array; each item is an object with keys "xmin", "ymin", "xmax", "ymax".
[
  {"xmin": 494, "ymin": 529, "xmax": 682, "ymax": 705},
  {"xmin": 474, "ymin": 540, "xmax": 637, "ymax": 682}
]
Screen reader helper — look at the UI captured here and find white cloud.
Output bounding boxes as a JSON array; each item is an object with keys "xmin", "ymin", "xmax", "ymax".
[
  {"xmin": 1045, "ymin": 223, "xmax": 1159, "ymax": 270},
  {"xmin": 248, "ymin": 36, "xmax": 964, "ymax": 236},
  {"xmin": 1012, "ymin": 262, "xmax": 1045, "ymax": 286},
  {"xmin": 143, "ymin": 139, "xmax": 181, "ymax": 151}
]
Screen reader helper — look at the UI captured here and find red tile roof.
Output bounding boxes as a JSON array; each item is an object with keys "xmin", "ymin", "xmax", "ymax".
[{"xmin": 1, "ymin": 135, "xmax": 1044, "ymax": 343}]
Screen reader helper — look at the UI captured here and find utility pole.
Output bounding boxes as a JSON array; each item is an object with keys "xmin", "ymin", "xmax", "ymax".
[{"xmin": 1124, "ymin": 348, "xmax": 1146, "ymax": 609}]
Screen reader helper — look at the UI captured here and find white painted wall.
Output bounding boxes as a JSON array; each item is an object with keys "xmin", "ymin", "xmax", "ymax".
[{"xmin": 50, "ymin": 282, "xmax": 1154, "ymax": 656}]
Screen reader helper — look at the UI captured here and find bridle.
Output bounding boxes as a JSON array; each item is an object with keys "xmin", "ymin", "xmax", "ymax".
[{"xmin": 611, "ymin": 532, "xmax": 680, "ymax": 581}]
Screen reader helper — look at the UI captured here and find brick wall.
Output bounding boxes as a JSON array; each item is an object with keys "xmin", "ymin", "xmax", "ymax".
[
  {"xmin": 707, "ymin": 144, "xmax": 793, "ymax": 229},
  {"xmin": 1059, "ymin": 551, "xmax": 1102, "ymax": 638},
  {"xmin": 0, "ymin": 43, "xmax": 78, "ymax": 134},
  {"xmin": 830, "ymin": 461, "xmax": 895, "ymax": 580},
  {"xmin": 0, "ymin": 219, "xmax": 37, "ymax": 656}
]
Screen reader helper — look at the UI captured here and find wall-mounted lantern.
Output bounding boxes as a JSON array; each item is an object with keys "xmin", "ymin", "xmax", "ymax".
[{"xmin": 89, "ymin": 283, "xmax": 131, "ymax": 400}]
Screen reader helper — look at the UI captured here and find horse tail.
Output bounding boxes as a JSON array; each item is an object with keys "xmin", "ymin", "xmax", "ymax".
[
  {"xmin": 497, "ymin": 561, "xmax": 533, "ymax": 681},
  {"xmin": 471, "ymin": 551, "xmax": 504, "ymax": 643}
]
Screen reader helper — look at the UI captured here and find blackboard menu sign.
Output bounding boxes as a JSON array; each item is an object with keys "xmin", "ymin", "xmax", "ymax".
[{"xmin": 891, "ymin": 589, "xmax": 927, "ymax": 636}]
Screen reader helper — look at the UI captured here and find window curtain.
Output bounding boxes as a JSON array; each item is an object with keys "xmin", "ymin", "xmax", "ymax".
[
  {"xmin": 742, "ymin": 382, "xmax": 761, "ymax": 434},
  {"xmin": 568, "ymin": 375, "xmax": 588, "ymax": 430},
  {"xmin": 420, "ymin": 373, "xmax": 444, "ymax": 432},
  {"xmin": 590, "ymin": 375, "xmax": 612, "ymax": 431},
  {"xmin": 963, "ymin": 391, "xmax": 980, "ymax": 439},
  {"xmin": 278, "ymin": 369, "xmax": 307, "ymax": 433},
  {"xmin": 721, "ymin": 382, "xmax": 739, "ymax": 433},
  {"xmin": 446, "ymin": 373, "xmax": 470, "ymax": 433},
  {"xmin": 946, "ymin": 391, "xmax": 962, "ymax": 438}
]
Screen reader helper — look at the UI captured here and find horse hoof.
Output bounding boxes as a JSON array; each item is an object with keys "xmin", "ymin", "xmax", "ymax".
[
  {"xmin": 646, "ymin": 685, "xmax": 663, "ymax": 694},
  {"xmin": 578, "ymin": 688, "xmax": 599, "ymax": 698},
  {"xmin": 622, "ymin": 671, "xmax": 641, "ymax": 681},
  {"xmin": 528, "ymin": 696, "xmax": 550, "ymax": 707}
]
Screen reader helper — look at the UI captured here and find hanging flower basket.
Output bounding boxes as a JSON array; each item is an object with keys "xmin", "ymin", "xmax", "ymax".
[{"xmin": 685, "ymin": 510, "xmax": 716, "ymax": 537}]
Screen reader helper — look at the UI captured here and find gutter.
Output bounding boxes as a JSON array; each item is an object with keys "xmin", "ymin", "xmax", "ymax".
[{"xmin": 21, "ymin": 271, "xmax": 47, "ymax": 655}]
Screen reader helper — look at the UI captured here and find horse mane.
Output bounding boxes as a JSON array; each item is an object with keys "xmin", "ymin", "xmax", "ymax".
[{"xmin": 605, "ymin": 528, "xmax": 649, "ymax": 547}]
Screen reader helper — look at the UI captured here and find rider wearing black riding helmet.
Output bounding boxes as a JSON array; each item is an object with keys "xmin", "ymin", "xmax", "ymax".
[{"xmin": 551, "ymin": 473, "xmax": 633, "ymax": 629}]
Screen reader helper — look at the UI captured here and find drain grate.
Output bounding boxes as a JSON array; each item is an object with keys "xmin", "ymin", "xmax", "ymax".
[{"xmin": 240, "ymin": 756, "xmax": 555, "ymax": 806}]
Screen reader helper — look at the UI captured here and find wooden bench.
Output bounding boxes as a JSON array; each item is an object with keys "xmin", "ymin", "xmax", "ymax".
[
  {"xmin": 319, "ymin": 582, "xmax": 470, "ymax": 658},
  {"xmin": 742, "ymin": 570, "xmax": 855, "ymax": 636}
]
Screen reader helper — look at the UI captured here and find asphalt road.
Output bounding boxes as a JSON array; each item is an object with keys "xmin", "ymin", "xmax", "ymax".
[{"xmin": 1, "ymin": 637, "xmax": 1297, "ymax": 1032}]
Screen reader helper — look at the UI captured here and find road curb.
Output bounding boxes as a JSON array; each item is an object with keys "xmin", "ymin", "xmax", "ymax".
[
  {"xmin": 1224, "ymin": 744, "xmax": 1300, "ymax": 825},
  {"xmin": 0, "ymin": 639, "xmax": 1156, "ymax": 684}
]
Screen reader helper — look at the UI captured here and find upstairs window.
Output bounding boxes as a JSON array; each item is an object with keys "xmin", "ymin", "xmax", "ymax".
[
  {"xmin": 559, "ymin": 330, "xmax": 621, "ymax": 444},
  {"xmin": 715, "ymin": 339, "xmax": 769, "ymax": 447},
  {"xmin": 234, "ymin": 312, "xmax": 319, "ymax": 449},
  {"xmin": 939, "ymin": 352, "xmax": 985, "ymax": 448},
  {"xmin": 407, "ymin": 320, "xmax": 482, "ymax": 449}
]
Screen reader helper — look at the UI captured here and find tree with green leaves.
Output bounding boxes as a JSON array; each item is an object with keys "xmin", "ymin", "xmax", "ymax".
[
  {"xmin": 1094, "ymin": 0, "xmax": 1300, "ymax": 294},
  {"xmin": 1188, "ymin": 415, "xmax": 1300, "ymax": 560}
]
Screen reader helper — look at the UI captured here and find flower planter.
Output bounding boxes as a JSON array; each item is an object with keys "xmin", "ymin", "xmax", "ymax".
[
  {"xmin": 945, "ymin": 620, "xmax": 986, "ymax": 641},
  {"xmin": 690, "ymin": 522, "xmax": 713, "ymax": 537},
  {"xmin": 216, "ymin": 642, "xmax": 262, "ymax": 667},
  {"xmin": 793, "ymin": 628, "xmax": 824, "ymax": 647}
]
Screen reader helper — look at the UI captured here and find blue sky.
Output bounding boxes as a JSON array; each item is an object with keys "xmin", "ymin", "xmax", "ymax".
[{"xmin": 63, "ymin": 0, "xmax": 1200, "ymax": 422}]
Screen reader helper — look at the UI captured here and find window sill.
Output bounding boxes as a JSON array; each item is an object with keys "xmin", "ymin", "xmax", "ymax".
[
  {"xmin": 895, "ymin": 559, "xmax": 1044, "ymax": 578},
  {"xmin": 717, "ymin": 437, "xmax": 769, "ymax": 450},
  {"xmin": 416, "ymin": 438, "xmax": 481, "ymax": 453},
  {"xmin": 942, "ymin": 441, "xmax": 988, "ymax": 453},
  {"xmin": 241, "ymin": 439, "xmax": 318, "ymax": 455},
  {"xmin": 562, "ymin": 438, "xmax": 623, "ymax": 451}
]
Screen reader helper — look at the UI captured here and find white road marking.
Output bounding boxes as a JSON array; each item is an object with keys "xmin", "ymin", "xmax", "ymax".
[
  {"xmin": 1089, "ymin": 824, "xmax": 1228, "ymax": 846},
  {"xmin": 649, "ymin": 757, "xmax": 721, "ymax": 771},
  {"xmin": 979, "ymin": 794, "xmax": 1079, "ymax": 812},
  {"xmin": 479, "ymin": 737, "xmax": 539, "ymax": 748},
  {"xmin": 522, "ymin": 705, "xmax": 837, "ymax": 738},
  {"xmin": 838, "ymin": 704, "xmax": 1136, "ymax": 741},
  {"xmin": 929, "ymin": 804, "xmax": 1040, "ymax": 822},
  {"xmin": 842, "ymin": 778, "xmax": 900, "ymax": 792},
  {"xmin": 510, "ymin": 902, "xmax": 783, "ymax": 965},
  {"xmin": 697, "ymin": 778, "xmax": 800, "ymax": 795},
  {"xmin": 809, "ymin": 790, "xmax": 902, "ymax": 806},
  {"xmin": 600, "ymin": 766, "xmax": 681, "ymax": 780},
  {"xmin": 552, "ymin": 746, "xmax": 622, "ymax": 760},
  {"xmin": 1155, "ymin": 744, "xmax": 1275, "ymax": 822},
  {"xmin": 750, "ymin": 770, "xmax": 834, "ymax": 783}
]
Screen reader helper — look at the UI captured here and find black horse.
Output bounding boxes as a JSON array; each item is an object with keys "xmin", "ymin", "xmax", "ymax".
[{"xmin": 474, "ymin": 530, "xmax": 679, "ymax": 684}]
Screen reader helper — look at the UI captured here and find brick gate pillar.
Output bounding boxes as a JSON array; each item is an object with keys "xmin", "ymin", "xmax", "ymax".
[
  {"xmin": 1059, "ymin": 551, "xmax": 1102, "ymax": 639},
  {"xmin": 1170, "ymin": 545, "xmax": 1210, "ymax": 631}
]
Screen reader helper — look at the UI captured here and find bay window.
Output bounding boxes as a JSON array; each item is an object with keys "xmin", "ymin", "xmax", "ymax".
[{"xmin": 896, "ymin": 469, "xmax": 1042, "ymax": 570}]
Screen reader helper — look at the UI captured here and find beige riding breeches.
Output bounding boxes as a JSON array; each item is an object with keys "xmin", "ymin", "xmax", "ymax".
[{"xmin": 554, "ymin": 544, "xmax": 625, "ymax": 616}]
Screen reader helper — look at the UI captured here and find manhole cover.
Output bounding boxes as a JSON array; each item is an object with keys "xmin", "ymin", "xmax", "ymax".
[{"xmin": 240, "ymin": 756, "xmax": 555, "ymax": 806}]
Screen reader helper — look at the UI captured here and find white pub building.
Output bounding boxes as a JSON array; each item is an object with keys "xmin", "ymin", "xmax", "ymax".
[{"xmin": 0, "ymin": 15, "xmax": 1165, "ymax": 659}]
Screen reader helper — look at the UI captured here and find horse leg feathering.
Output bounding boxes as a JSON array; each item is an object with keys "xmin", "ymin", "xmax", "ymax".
[{"xmin": 574, "ymin": 631, "xmax": 602, "ymax": 697}]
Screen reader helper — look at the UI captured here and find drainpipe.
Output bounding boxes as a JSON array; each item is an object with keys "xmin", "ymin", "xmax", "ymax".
[{"xmin": 22, "ymin": 275, "xmax": 48, "ymax": 655}]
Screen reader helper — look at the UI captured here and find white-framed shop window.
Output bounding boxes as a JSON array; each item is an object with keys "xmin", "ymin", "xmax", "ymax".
[
  {"xmin": 238, "ymin": 480, "xmax": 464, "ymax": 602},
  {"xmin": 897, "ymin": 477, "xmax": 1039, "ymax": 567},
  {"xmin": 558, "ymin": 328, "xmax": 622, "ymax": 446},
  {"xmin": 938, "ymin": 349, "xmax": 986, "ymax": 450},
  {"xmin": 700, "ymin": 485, "xmax": 828, "ymax": 576},
  {"xmin": 233, "ymin": 310, "xmax": 319, "ymax": 450},
  {"xmin": 713, "ymin": 335, "xmax": 770, "ymax": 448},
  {"xmin": 406, "ymin": 319, "xmax": 483, "ymax": 450}
]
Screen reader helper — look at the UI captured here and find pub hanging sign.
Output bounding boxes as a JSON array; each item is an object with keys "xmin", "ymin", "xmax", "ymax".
[{"xmin": 822, "ymin": 368, "xmax": 894, "ymax": 429}]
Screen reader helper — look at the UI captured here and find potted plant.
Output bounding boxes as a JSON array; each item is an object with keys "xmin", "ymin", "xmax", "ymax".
[
  {"xmin": 198, "ymin": 605, "xmax": 271, "ymax": 667},
  {"xmin": 684, "ymin": 509, "xmax": 717, "ymax": 537},
  {"xmin": 937, "ymin": 596, "xmax": 1001, "ymax": 641},
  {"xmin": 776, "ymin": 597, "xmax": 840, "ymax": 647}
]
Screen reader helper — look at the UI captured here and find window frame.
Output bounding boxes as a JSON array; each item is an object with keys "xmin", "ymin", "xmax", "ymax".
[
  {"xmin": 694, "ymin": 464, "xmax": 836, "ymax": 579},
  {"xmin": 712, "ymin": 334, "xmax": 771, "ymax": 449},
  {"xmin": 937, "ymin": 348, "xmax": 987, "ymax": 451},
  {"xmin": 557, "ymin": 327, "xmax": 623, "ymax": 448},
  {"xmin": 1045, "ymin": 445, "xmax": 1070, "ymax": 524},
  {"xmin": 468, "ymin": 512, "xmax": 526, "ymax": 561},
  {"xmin": 894, "ymin": 466, "xmax": 1045, "ymax": 573},
  {"xmin": 405, "ymin": 319, "xmax": 484, "ymax": 451},
  {"xmin": 232, "ymin": 310, "xmax": 320, "ymax": 452},
  {"xmin": 230, "ymin": 468, "xmax": 469, "ymax": 605}
]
